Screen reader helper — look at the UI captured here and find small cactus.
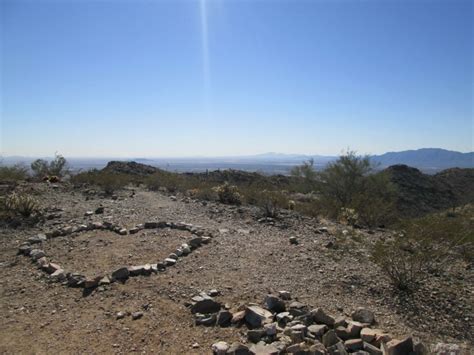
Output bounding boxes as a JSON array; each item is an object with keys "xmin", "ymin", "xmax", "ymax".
[{"xmin": 4, "ymin": 193, "xmax": 39, "ymax": 217}]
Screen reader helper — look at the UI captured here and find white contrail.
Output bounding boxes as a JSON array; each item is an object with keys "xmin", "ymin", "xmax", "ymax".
[{"xmin": 200, "ymin": 0, "xmax": 212, "ymax": 118}]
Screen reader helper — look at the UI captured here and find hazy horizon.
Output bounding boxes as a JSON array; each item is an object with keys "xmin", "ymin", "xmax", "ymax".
[{"xmin": 1, "ymin": 0, "xmax": 473, "ymax": 157}]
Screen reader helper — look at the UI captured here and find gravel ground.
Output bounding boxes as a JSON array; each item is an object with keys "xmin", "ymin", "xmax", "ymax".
[{"xmin": 0, "ymin": 183, "xmax": 472, "ymax": 354}]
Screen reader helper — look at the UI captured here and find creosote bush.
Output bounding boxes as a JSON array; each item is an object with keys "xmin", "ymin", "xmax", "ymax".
[
  {"xmin": 31, "ymin": 153, "xmax": 68, "ymax": 179},
  {"xmin": 0, "ymin": 164, "xmax": 29, "ymax": 182},
  {"xmin": 371, "ymin": 208, "xmax": 473, "ymax": 291}
]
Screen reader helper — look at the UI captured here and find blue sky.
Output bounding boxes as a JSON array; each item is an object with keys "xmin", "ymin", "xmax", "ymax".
[{"xmin": 1, "ymin": 0, "xmax": 472, "ymax": 157}]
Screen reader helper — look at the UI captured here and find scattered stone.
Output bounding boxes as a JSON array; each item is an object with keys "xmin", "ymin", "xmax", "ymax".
[
  {"xmin": 28, "ymin": 234, "xmax": 47, "ymax": 244},
  {"xmin": 168, "ymin": 253, "xmax": 179, "ymax": 260},
  {"xmin": 129, "ymin": 227, "xmax": 140, "ymax": 234},
  {"xmin": 352, "ymin": 308, "xmax": 375, "ymax": 325},
  {"xmin": 67, "ymin": 273, "xmax": 85, "ymax": 287},
  {"xmin": 111, "ymin": 267, "xmax": 130, "ymax": 281},
  {"xmin": 208, "ymin": 289, "xmax": 219, "ymax": 297},
  {"xmin": 247, "ymin": 329, "xmax": 265, "ymax": 343},
  {"xmin": 288, "ymin": 301, "xmax": 308, "ymax": 317},
  {"xmin": 211, "ymin": 341, "xmax": 229, "ymax": 355},
  {"xmin": 195, "ymin": 313, "xmax": 216, "ymax": 326},
  {"xmin": 249, "ymin": 343, "xmax": 279, "ymax": 355},
  {"xmin": 345, "ymin": 339, "xmax": 364, "ymax": 352},
  {"xmin": 231, "ymin": 310, "xmax": 246, "ymax": 324},
  {"xmin": 347, "ymin": 321, "xmax": 365, "ymax": 337},
  {"xmin": 245, "ymin": 305, "xmax": 274, "ymax": 328},
  {"xmin": 308, "ymin": 324, "xmax": 327, "ymax": 336},
  {"xmin": 84, "ymin": 211, "xmax": 94, "ymax": 216},
  {"xmin": 289, "ymin": 236, "xmax": 298, "ymax": 245},
  {"xmin": 264, "ymin": 294, "xmax": 286, "ymax": 313},
  {"xmin": 189, "ymin": 237, "xmax": 203, "ymax": 248},
  {"xmin": 190, "ymin": 295, "xmax": 221, "ymax": 314},
  {"xmin": 164, "ymin": 258, "xmax": 176, "ymax": 266},
  {"xmin": 99, "ymin": 276, "xmax": 111, "ymax": 285},
  {"xmin": 311, "ymin": 308, "xmax": 335, "ymax": 326},
  {"xmin": 216, "ymin": 310, "xmax": 232, "ymax": 327},
  {"xmin": 322, "ymin": 330, "xmax": 341, "ymax": 348},
  {"xmin": 50, "ymin": 269, "xmax": 66, "ymax": 282},
  {"xmin": 84, "ymin": 276, "xmax": 102, "ymax": 289},
  {"xmin": 42, "ymin": 262, "xmax": 62, "ymax": 274},
  {"xmin": 18, "ymin": 245, "xmax": 32, "ymax": 256},
  {"xmin": 363, "ymin": 342, "xmax": 383, "ymax": 355},
  {"xmin": 95, "ymin": 206, "xmax": 104, "ymax": 214},
  {"xmin": 30, "ymin": 249, "xmax": 46, "ymax": 261},
  {"xmin": 131, "ymin": 311, "xmax": 143, "ymax": 320},
  {"xmin": 118, "ymin": 228, "xmax": 127, "ymax": 235},
  {"xmin": 227, "ymin": 342, "xmax": 250, "ymax": 355},
  {"xmin": 278, "ymin": 290, "xmax": 291, "ymax": 300},
  {"xmin": 382, "ymin": 337, "xmax": 414, "ymax": 355},
  {"xmin": 360, "ymin": 328, "xmax": 383, "ymax": 343},
  {"xmin": 264, "ymin": 322, "xmax": 277, "ymax": 336},
  {"xmin": 116, "ymin": 311, "xmax": 126, "ymax": 320}
]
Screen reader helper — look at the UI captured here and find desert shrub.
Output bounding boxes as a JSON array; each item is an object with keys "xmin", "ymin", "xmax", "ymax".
[
  {"xmin": 0, "ymin": 164, "xmax": 29, "ymax": 182},
  {"xmin": 214, "ymin": 183, "xmax": 242, "ymax": 205},
  {"xmin": 31, "ymin": 153, "xmax": 68, "ymax": 178},
  {"xmin": 372, "ymin": 208, "xmax": 473, "ymax": 291},
  {"xmin": 71, "ymin": 170, "xmax": 130, "ymax": 195},
  {"xmin": 4, "ymin": 192, "xmax": 39, "ymax": 217},
  {"xmin": 340, "ymin": 207, "xmax": 359, "ymax": 226},
  {"xmin": 290, "ymin": 158, "xmax": 317, "ymax": 188}
]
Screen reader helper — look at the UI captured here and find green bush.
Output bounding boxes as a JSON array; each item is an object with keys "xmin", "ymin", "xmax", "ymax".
[
  {"xmin": 372, "ymin": 208, "xmax": 473, "ymax": 291},
  {"xmin": 0, "ymin": 164, "xmax": 29, "ymax": 182},
  {"xmin": 71, "ymin": 170, "xmax": 131, "ymax": 195},
  {"xmin": 31, "ymin": 153, "xmax": 68, "ymax": 178}
]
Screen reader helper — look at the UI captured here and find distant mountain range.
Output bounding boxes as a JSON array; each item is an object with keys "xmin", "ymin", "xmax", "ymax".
[{"xmin": 1, "ymin": 148, "xmax": 472, "ymax": 174}]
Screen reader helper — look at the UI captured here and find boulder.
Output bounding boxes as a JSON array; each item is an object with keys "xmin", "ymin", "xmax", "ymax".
[
  {"xmin": 351, "ymin": 308, "xmax": 375, "ymax": 325},
  {"xmin": 245, "ymin": 306, "xmax": 274, "ymax": 328},
  {"xmin": 264, "ymin": 294, "xmax": 286, "ymax": 313}
]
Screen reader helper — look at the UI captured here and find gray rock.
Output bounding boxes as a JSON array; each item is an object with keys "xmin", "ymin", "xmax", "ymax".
[
  {"xmin": 351, "ymin": 308, "xmax": 375, "ymax": 325},
  {"xmin": 164, "ymin": 258, "xmax": 177, "ymax": 266},
  {"xmin": 264, "ymin": 294, "xmax": 286, "ymax": 313},
  {"xmin": 276, "ymin": 311, "xmax": 293, "ymax": 324},
  {"xmin": 196, "ymin": 313, "xmax": 216, "ymax": 326},
  {"xmin": 327, "ymin": 341, "xmax": 348, "ymax": 355},
  {"xmin": 189, "ymin": 237, "xmax": 203, "ymax": 248},
  {"xmin": 84, "ymin": 276, "xmax": 102, "ymax": 289},
  {"xmin": 264, "ymin": 322, "xmax": 277, "ymax": 336},
  {"xmin": 216, "ymin": 310, "xmax": 232, "ymax": 327},
  {"xmin": 28, "ymin": 234, "xmax": 47, "ymax": 244},
  {"xmin": 99, "ymin": 276, "xmax": 111, "ymax": 285},
  {"xmin": 18, "ymin": 245, "xmax": 32, "ymax": 256},
  {"xmin": 345, "ymin": 339, "xmax": 363, "ymax": 351},
  {"xmin": 116, "ymin": 311, "xmax": 126, "ymax": 320},
  {"xmin": 278, "ymin": 290, "xmax": 291, "ymax": 300},
  {"xmin": 67, "ymin": 273, "xmax": 86, "ymax": 287},
  {"xmin": 111, "ymin": 267, "xmax": 130, "ymax": 281},
  {"xmin": 227, "ymin": 342, "xmax": 250, "ymax": 355},
  {"xmin": 131, "ymin": 311, "xmax": 143, "ymax": 320},
  {"xmin": 247, "ymin": 329, "xmax": 265, "ymax": 343},
  {"xmin": 212, "ymin": 341, "xmax": 229, "ymax": 355},
  {"xmin": 245, "ymin": 305, "xmax": 274, "ymax": 328},
  {"xmin": 308, "ymin": 324, "xmax": 327, "ymax": 336},
  {"xmin": 129, "ymin": 227, "xmax": 140, "ymax": 234},
  {"xmin": 289, "ymin": 236, "xmax": 298, "ymax": 245},
  {"xmin": 118, "ymin": 228, "xmax": 127, "ymax": 235},
  {"xmin": 323, "ymin": 330, "xmax": 341, "ymax": 348},
  {"xmin": 50, "ymin": 269, "xmax": 66, "ymax": 282},
  {"xmin": 191, "ymin": 295, "xmax": 221, "ymax": 314},
  {"xmin": 249, "ymin": 343, "xmax": 279, "ymax": 355},
  {"xmin": 312, "ymin": 308, "xmax": 335, "ymax": 326},
  {"xmin": 288, "ymin": 301, "xmax": 309, "ymax": 317},
  {"xmin": 335, "ymin": 326, "xmax": 350, "ymax": 341},
  {"xmin": 168, "ymin": 253, "xmax": 179, "ymax": 260},
  {"xmin": 363, "ymin": 342, "xmax": 382, "ymax": 355},
  {"xmin": 85, "ymin": 211, "xmax": 94, "ymax": 216},
  {"xmin": 156, "ymin": 262, "xmax": 166, "ymax": 271},
  {"xmin": 381, "ymin": 337, "xmax": 414, "ymax": 355},
  {"xmin": 30, "ymin": 249, "xmax": 46, "ymax": 261},
  {"xmin": 42, "ymin": 262, "xmax": 61, "ymax": 274},
  {"xmin": 347, "ymin": 321, "xmax": 365, "ymax": 338}
]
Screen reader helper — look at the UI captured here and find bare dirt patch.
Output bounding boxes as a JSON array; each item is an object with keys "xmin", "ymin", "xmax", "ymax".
[{"xmin": 42, "ymin": 228, "xmax": 193, "ymax": 277}]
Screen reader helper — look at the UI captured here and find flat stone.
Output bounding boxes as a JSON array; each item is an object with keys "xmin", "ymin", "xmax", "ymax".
[
  {"xmin": 363, "ymin": 342, "xmax": 382, "ymax": 355},
  {"xmin": 168, "ymin": 253, "xmax": 179, "ymax": 260},
  {"xmin": 118, "ymin": 228, "xmax": 127, "ymax": 235},
  {"xmin": 129, "ymin": 227, "xmax": 140, "ymax": 234},
  {"xmin": 67, "ymin": 273, "xmax": 85, "ymax": 287},
  {"xmin": 352, "ymin": 308, "xmax": 375, "ymax": 325},
  {"xmin": 195, "ymin": 313, "xmax": 216, "ymax": 326},
  {"xmin": 360, "ymin": 328, "xmax": 384, "ymax": 343},
  {"xmin": 382, "ymin": 337, "xmax": 414, "ymax": 355},
  {"xmin": 85, "ymin": 211, "xmax": 94, "ymax": 216},
  {"xmin": 245, "ymin": 305, "xmax": 274, "ymax": 328},
  {"xmin": 84, "ymin": 276, "xmax": 102, "ymax": 289},
  {"xmin": 308, "ymin": 324, "xmax": 327, "ymax": 336},
  {"xmin": 42, "ymin": 262, "xmax": 62, "ymax": 274},
  {"xmin": 164, "ymin": 258, "xmax": 176, "ymax": 266},
  {"xmin": 288, "ymin": 301, "xmax": 308, "ymax": 317},
  {"xmin": 345, "ymin": 339, "xmax": 364, "ymax": 351},
  {"xmin": 189, "ymin": 237, "xmax": 203, "ymax": 248},
  {"xmin": 249, "ymin": 343, "xmax": 279, "ymax": 355},
  {"xmin": 312, "ymin": 308, "xmax": 335, "ymax": 326},
  {"xmin": 276, "ymin": 311, "xmax": 293, "ymax": 324}
]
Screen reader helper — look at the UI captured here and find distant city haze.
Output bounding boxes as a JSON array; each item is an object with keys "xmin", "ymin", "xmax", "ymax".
[{"xmin": 1, "ymin": 0, "xmax": 472, "ymax": 157}]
